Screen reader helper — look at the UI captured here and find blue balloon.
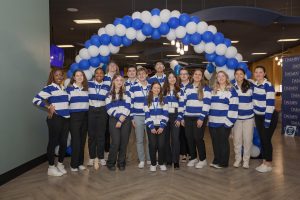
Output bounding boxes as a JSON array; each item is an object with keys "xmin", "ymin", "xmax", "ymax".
[
  {"xmin": 90, "ymin": 35, "xmax": 101, "ymax": 47},
  {"xmin": 70, "ymin": 63, "xmax": 79, "ymax": 72},
  {"xmin": 158, "ymin": 23, "xmax": 170, "ymax": 35},
  {"xmin": 181, "ymin": 34, "xmax": 190, "ymax": 45},
  {"xmin": 174, "ymin": 65, "xmax": 182, "ymax": 75},
  {"xmin": 226, "ymin": 58, "xmax": 239, "ymax": 69},
  {"xmin": 122, "ymin": 36, "xmax": 132, "ymax": 47},
  {"xmin": 132, "ymin": 18, "xmax": 143, "ymax": 30},
  {"xmin": 89, "ymin": 56, "xmax": 101, "ymax": 67},
  {"xmin": 224, "ymin": 38, "xmax": 232, "ymax": 47},
  {"xmin": 213, "ymin": 32, "xmax": 225, "ymax": 45},
  {"xmin": 142, "ymin": 24, "xmax": 153, "ymax": 36},
  {"xmin": 214, "ymin": 55, "xmax": 227, "ymax": 67},
  {"xmin": 111, "ymin": 35, "xmax": 122, "ymax": 46},
  {"xmin": 205, "ymin": 53, "xmax": 217, "ymax": 62},
  {"xmin": 253, "ymin": 127, "xmax": 261, "ymax": 147},
  {"xmin": 151, "ymin": 8, "xmax": 160, "ymax": 16},
  {"xmin": 84, "ymin": 40, "xmax": 92, "ymax": 48},
  {"xmin": 121, "ymin": 15, "xmax": 133, "ymax": 28},
  {"xmin": 100, "ymin": 34, "xmax": 111, "ymax": 45},
  {"xmin": 67, "ymin": 70, "xmax": 73, "ymax": 78},
  {"xmin": 206, "ymin": 63, "xmax": 215, "ymax": 73},
  {"xmin": 79, "ymin": 59, "xmax": 90, "ymax": 70},
  {"xmin": 179, "ymin": 13, "xmax": 190, "ymax": 26},
  {"xmin": 190, "ymin": 16, "xmax": 200, "ymax": 23},
  {"xmin": 151, "ymin": 29, "xmax": 161, "ymax": 40},
  {"xmin": 100, "ymin": 56, "xmax": 110, "ymax": 64},
  {"xmin": 238, "ymin": 62, "xmax": 248, "ymax": 70},
  {"xmin": 113, "ymin": 18, "xmax": 122, "ymax": 26},
  {"xmin": 168, "ymin": 17, "xmax": 180, "ymax": 29},
  {"xmin": 190, "ymin": 32, "xmax": 201, "ymax": 45},
  {"xmin": 202, "ymin": 31, "xmax": 214, "ymax": 43},
  {"xmin": 102, "ymin": 64, "xmax": 107, "ymax": 72},
  {"xmin": 246, "ymin": 70, "xmax": 252, "ymax": 79}
]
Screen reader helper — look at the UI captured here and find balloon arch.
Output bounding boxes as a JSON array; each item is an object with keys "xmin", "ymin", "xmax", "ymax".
[{"xmin": 67, "ymin": 8, "xmax": 251, "ymax": 81}]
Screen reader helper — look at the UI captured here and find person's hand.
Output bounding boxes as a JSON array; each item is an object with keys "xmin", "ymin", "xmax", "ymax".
[
  {"xmin": 132, "ymin": 120, "xmax": 136, "ymax": 128},
  {"xmin": 119, "ymin": 115, "xmax": 126, "ymax": 122},
  {"xmin": 116, "ymin": 121, "xmax": 122, "ymax": 128},
  {"xmin": 151, "ymin": 129, "xmax": 157, "ymax": 134},
  {"xmin": 196, "ymin": 120, "xmax": 203, "ymax": 128},
  {"xmin": 181, "ymin": 120, "xmax": 185, "ymax": 127},
  {"xmin": 47, "ymin": 105, "xmax": 56, "ymax": 119},
  {"xmin": 175, "ymin": 120, "xmax": 181, "ymax": 127},
  {"xmin": 157, "ymin": 128, "xmax": 164, "ymax": 134}
]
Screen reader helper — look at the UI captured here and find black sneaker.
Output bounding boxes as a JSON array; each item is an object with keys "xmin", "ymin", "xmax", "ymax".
[
  {"xmin": 118, "ymin": 165, "xmax": 125, "ymax": 171},
  {"xmin": 174, "ymin": 163, "xmax": 180, "ymax": 170},
  {"xmin": 107, "ymin": 165, "xmax": 116, "ymax": 171}
]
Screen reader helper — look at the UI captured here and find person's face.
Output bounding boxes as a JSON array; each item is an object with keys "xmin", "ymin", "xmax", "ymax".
[
  {"xmin": 114, "ymin": 76, "xmax": 124, "ymax": 89},
  {"xmin": 168, "ymin": 74, "xmax": 177, "ymax": 86},
  {"xmin": 179, "ymin": 70, "xmax": 189, "ymax": 82},
  {"xmin": 152, "ymin": 84, "xmax": 161, "ymax": 96},
  {"xmin": 254, "ymin": 68, "xmax": 265, "ymax": 81},
  {"xmin": 74, "ymin": 71, "xmax": 84, "ymax": 84},
  {"xmin": 108, "ymin": 63, "xmax": 118, "ymax": 73},
  {"xmin": 127, "ymin": 67, "xmax": 137, "ymax": 79},
  {"xmin": 155, "ymin": 62, "xmax": 164, "ymax": 73},
  {"xmin": 137, "ymin": 70, "xmax": 148, "ymax": 82},
  {"xmin": 193, "ymin": 70, "xmax": 202, "ymax": 83},
  {"xmin": 95, "ymin": 69, "xmax": 104, "ymax": 82},
  {"xmin": 53, "ymin": 70, "xmax": 64, "ymax": 85},
  {"xmin": 235, "ymin": 70, "xmax": 245, "ymax": 83},
  {"xmin": 217, "ymin": 72, "xmax": 227, "ymax": 85}
]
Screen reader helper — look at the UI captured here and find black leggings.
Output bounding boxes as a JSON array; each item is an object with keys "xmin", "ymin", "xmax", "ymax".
[{"xmin": 147, "ymin": 126, "xmax": 166, "ymax": 166}]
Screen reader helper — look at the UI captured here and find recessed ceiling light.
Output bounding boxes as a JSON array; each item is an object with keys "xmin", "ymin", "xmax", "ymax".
[
  {"xmin": 67, "ymin": 8, "xmax": 79, "ymax": 12},
  {"xmin": 202, "ymin": 61, "xmax": 210, "ymax": 64},
  {"xmin": 73, "ymin": 19, "xmax": 102, "ymax": 24},
  {"xmin": 125, "ymin": 55, "xmax": 139, "ymax": 58},
  {"xmin": 166, "ymin": 54, "xmax": 180, "ymax": 57},
  {"xmin": 136, "ymin": 62, "xmax": 147, "ymax": 64},
  {"xmin": 231, "ymin": 40, "xmax": 239, "ymax": 43},
  {"xmin": 70, "ymin": 27, "xmax": 75, "ymax": 31},
  {"xmin": 163, "ymin": 43, "xmax": 171, "ymax": 45},
  {"xmin": 251, "ymin": 52, "xmax": 267, "ymax": 55},
  {"xmin": 277, "ymin": 38, "xmax": 299, "ymax": 42},
  {"xmin": 57, "ymin": 45, "xmax": 74, "ymax": 48}
]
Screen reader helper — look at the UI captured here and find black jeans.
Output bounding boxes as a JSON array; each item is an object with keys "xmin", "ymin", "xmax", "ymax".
[
  {"xmin": 184, "ymin": 117, "xmax": 207, "ymax": 161},
  {"xmin": 107, "ymin": 117, "xmax": 131, "ymax": 167},
  {"xmin": 105, "ymin": 114, "xmax": 110, "ymax": 152},
  {"xmin": 147, "ymin": 126, "xmax": 166, "ymax": 166},
  {"xmin": 165, "ymin": 113, "xmax": 180, "ymax": 164},
  {"xmin": 46, "ymin": 114, "xmax": 69, "ymax": 165},
  {"xmin": 209, "ymin": 126, "xmax": 231, "ymax": 167},
  {"xmin": 70, "ymin": 112, "xmax": 88, "ymax": 168},
  {"xmin": 88, "ymin": 106, "xmax": 108, "ymax": 159},
  {"xmin": 180, "ymin": 125, "xmax": 189, "ymax": 156}
]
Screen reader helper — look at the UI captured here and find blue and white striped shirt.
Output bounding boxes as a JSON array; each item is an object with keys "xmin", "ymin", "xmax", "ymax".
[
  {"xmin": 125, "ymin": 79, "xmax": 138, "ymax": 93},
  {"xmin": 144, "ymin": 97, "xmax": 169, "ymax": 129},
  {"xmin": 88, "ymin": 80, "xmax": 111, "ymax": 108},
  {"xmin": 66, "ymin": 83, "xmax": 89, "ymax": 113},
  {"xmin": 106, "ymin": 93, "xmax": 131, "ymax": 121},
  {"xmin": 164, "ymin": 90, "xmax": 181, "ymax": 117},
  {"xmin": 179, "ymin": 85, "xmax": 211, "ymax": 121},
  {"xmin": 129, "ymin": 81, "xmax": 151, "ymax": 116},
  {"xmin": 180, "ymin": 82, "xmax": 191, "ymax": 93},
  {"xmin": 103, "ymin": 73, "xmax": 113, "ymax": 86},
  {"xmin": 252, "ymin": 79, "xmax": 275, "ymax": 128},
  {"xmin": 33, "ymin": 83, "xmax": 70, "ymax": 118},
  {"xmin": 208, "ymin": 88, "xmax": 239, "ymax": 128},
  {"xmin": 148, "ymin": 74, "xmax": 166, "ymax": 86}
]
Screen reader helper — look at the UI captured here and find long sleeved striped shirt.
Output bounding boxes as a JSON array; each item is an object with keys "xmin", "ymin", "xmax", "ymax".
[
  {"xmin": 129, "ymin": 81, "xmax": 151, "ymax": 116},
  {"xmin": 66, "ymin": 83, "xmax": 89, "ymax": 113},
  {"xmin": 88, "ymin": 80, "xmax": 111, "ymax": 108},
  {"xmin": 125, "ymin": 78, "xmax": 138, "ymax": 93},
  {"xmin": 164, "ymin": 90, "xmax": 181, "ymax": 117},
  {"xmin": 178, "ymin": 84, "xmax": 211, "ymax": 121},
  {"xmin": 208, "ymin": 88, "xmax": 239, "ymax": 128},
  {"xmin": 148, "ymin": 74, "xmax": 166, "ymax": 86},
  {"xmin": 32, "ymin": 83, "xmax": 70, "ymax": 118},
  {"xmin": 144, "ymin": 97, "xmax": 169, "ymax": 129},
  {"xmin": 105, "ymin": 92, "xmax": 131, "ymax": 121},
  {"xmin": 252, "ymin": 79, "xmax": 275, "ymax": 128}
]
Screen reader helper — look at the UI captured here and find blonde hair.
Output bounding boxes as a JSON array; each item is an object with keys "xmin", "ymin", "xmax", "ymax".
[{"xmin": 212, "ymin": 71, "xmax": 232, "ymax": 94}]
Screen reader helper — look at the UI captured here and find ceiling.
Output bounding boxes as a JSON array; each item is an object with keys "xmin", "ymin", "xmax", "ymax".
[{"xmin": 49, "ymin": 0, "xmax": 300, "ymax": 69}]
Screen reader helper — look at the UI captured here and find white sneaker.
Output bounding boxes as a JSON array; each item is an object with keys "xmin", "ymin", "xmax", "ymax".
[
  {"xmin": 256, "ymin": 164, "xmax": 272, "ymax": 173},
  {"xmin": 79, "ymin": 165, "xmax": 86, "ymax": 170},
  {"xmin": 48, "ymin": 166, "xmax": 63, "ymax": 177},
  {"xmin": 233, "ymin": 160, "xmax": 241, "ymax": 168},
  {"xmin": 57, "ymin": 162, "xmax": 67, "ymax": 174},
  {"xmin": 187, "ymin": 159, "xmax": 198, "ymax": 167},
  {"xmin": 70, "ymin": 167, "xmax": 79, "ymax": 172},
  {"xmin": 195, "ymin": 159, "xmax": 207, "ymax": 169},
  {"xmin": 146, "ymin": 160, "xmax": 151, "ymax": 165},
  {"xmin": 210, "ymin": 163, "xmax": 223, "ymax": 169},
  {"xmin": 159, "ymin": 165, "xmax": 167, "ymax": 171},
  {"xmin": 243, "ymin": 162, "xmax": 249, "ymax": 169},
  {"xmin": 104, "ymin": 152, "xmax": 109, "ymax": 160},
  {"xmin": 99, "ymin": 159, "xmax": 106, "ymax": 166},
  {"xmin": 138, "ymin": 161, "xmax": 145, "ymax": 169},
  {"xmin": 87, "ymin": 159, "xmax": 94, "ymax": 166},
  {"xmin": 150, "ymin": 165, "xmax": 157, "ymax": 172}
]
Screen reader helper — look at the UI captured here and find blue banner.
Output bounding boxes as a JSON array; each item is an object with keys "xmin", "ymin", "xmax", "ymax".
[{"xmin": 282, "ymin": 56, "xmax": 300, "ymax": 136}]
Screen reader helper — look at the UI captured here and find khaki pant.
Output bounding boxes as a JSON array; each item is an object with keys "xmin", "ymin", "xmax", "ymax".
[{"xmin": 232, "ymin": 118, "xmax": 254, "ymax": 164}]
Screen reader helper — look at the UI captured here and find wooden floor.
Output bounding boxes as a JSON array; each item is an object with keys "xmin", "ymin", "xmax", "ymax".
[{"xmin": 1, "ymin": 124, "xmax": 300, "ymax": 200}]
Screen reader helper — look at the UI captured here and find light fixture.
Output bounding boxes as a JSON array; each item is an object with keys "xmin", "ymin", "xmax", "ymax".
[
  {"xmin": 176, "ymin": 47, "xmax": 180, "ymax": 53},
  {"xmin": 163, "ymin": 43, "xmax": 171, "ymax": 45},
  {"xmin": 180, "ymin": 49, "xmax": 184, "ymax": 55},
  {"xmin": 278, "ymin": 38, "xmax": 299, "ymax": 42},
  {"xmin": 166, "ymin": 54, "xmax": 180, "ymax": 57},
  {"xmin": 279, "ymin": 85, "xmax": 282, "ymax": 92},
  {"xmin": 73, "ymin": 19, "xmax": 102, "ymax": 24},
  {"xmin": 241, "ymin": 61, "xmax": 248, "ymax": 63},
  {"xmin": 57, "ymin": 45, "xmax": 74, "ymax": 48},
  {"xmin": 202, "ymin": 61, "xmax": 210, "ymax": 64},
  {"xmin": 136, "ymin": 62, "xmax": 147, "ymax": 64},
  {"xmin": 176, "ymin": 41, "xmax": 180, "ymax": 48},
  {"xmin": 67, "ymin": 8, "xmax": 79, "ymax": 12},
  {"xmin": 171, "ymin": 40, "xmax": 176, "ymax": 45},
  {"xmin": 125, "ymin": 55, "xmax": 139, "ymax": 58},
  {"xmin": 275, "ymin": 56, "xmax": 279, "ymax": 61},
  {"xmin": 231, "ymin": 40, "xmax": 239, "ymax": 43},
  {"xmin": 184, "ymin": 45, "xmax": 188, "ymax": 51},
  {"xmin": 251, "ymin": 52, "xmax": 267, "ymax": 55}
]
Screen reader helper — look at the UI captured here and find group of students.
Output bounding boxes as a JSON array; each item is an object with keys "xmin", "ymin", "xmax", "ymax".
[{"xmin": 33, "ymin": 61, "xmax": 276, "ymax": 177}]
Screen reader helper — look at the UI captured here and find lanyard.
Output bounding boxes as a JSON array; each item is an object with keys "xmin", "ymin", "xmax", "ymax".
[
  {"xmin": 141, "ymin": 85, "xmax": 149, "ymax": 97},
  {"xmin": 153, "ymin": 98, "xmax": 159, "ymax": 113},
  {"xmin": 156, "ymin": 75, "xmax": 164, "ymax": 84},
  {"xmin": 95, "ymin": 82, "xmax": 103, "ymax": 95}
]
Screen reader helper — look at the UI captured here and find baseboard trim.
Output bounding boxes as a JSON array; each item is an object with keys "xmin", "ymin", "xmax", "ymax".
[{"xmin": 0, "ymin": 154, "xmax": 47, "ymax": 186}]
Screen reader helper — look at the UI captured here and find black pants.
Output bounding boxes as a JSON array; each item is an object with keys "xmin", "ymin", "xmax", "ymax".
[
  {"xmin": 105, "ymin": 114, "xmax": 110, "ymax": 152},
  {"xmin": 70, "ymin": 112, "xmax": 88, "ymax": 168},
  {"xmin": 147, "ymin": 126, "xmax": 166, "ymax": 166},
  {"xmin": 254, "ymin": 112, "xmax": 277, "ymax": 162},
  {"xmin": 46, "ymin": 114, "xmax": 69, "ymax": 165},
  {"xmin": 165, "ymin": 113, "xmax": 180, "ymax": 164},
  {"xmin": 180, "ymin": 125, "xmax": 189, "ymax": 156},
  {"xmin": 184, "ymin": 117, "xmax": 207, "ymax": 161},
  {"xmin": 107, "ymin": 117, "xmax": 131, "ymax": 167},
  {"xmin": 209, "ymin": 126, "xmax": 231, "ymax": 167},
  {"xmin": 88, "ymin": 106, "xmax": 108, "ymax": 159}
]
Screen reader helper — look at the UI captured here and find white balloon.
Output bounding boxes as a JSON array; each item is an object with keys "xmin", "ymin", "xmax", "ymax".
[
  {"xmin": 115, "ymin": 24, "xmax": 126, "ymax": 36},
  {"xmin": 194, "ymin": 41, "xmax": 205, "ymax": 53},
  {"xmin": 79, "ymin": 48, "xmax": 91, "ymax": 60},
  {"xmin": 141, "ymin": 10, "xmax": 152, "ymax": 23},
  {"xmin": 171, "ymin": 10, "xmax": 181, "ymax": 18},
  {"xmin": 98, "ymin": 45, "xmax": 110, "ymax": 56},
  {"xmin": 88, "ymin": 45, "xmax": 99, "ymax": 57},
  {"xmin": 108, "ymin": 43, "xmax": 120, "ymax": 54},
  {"xmin": 175, "ymin": 26, "xmax": 186, "ymax": 39},
  {"xmin": 235, "ymin": 53, "xmax": 243, "ymax": 62},
  {"xmin": 75, "ymin": 55, "xmax": 82, "ymax": 63},
  {"xmin": 250, "ymin": 145, "xmax": 260, "ymax": 157},
  {"xmin": 89, "ymin": 67, "xmax": 97, "ymax": 75},
  {"xmin": 227, "ymin": 69, "xmax": 235, "ymax": 80},
  {"xmin": 136, "ymin": 30, "xmax": 146, "ymax": 42},
  {"xmin": 166, "ymin": 29, "xmax": 176, "ymax": 41},
  {"xmin": 207, "ymin": 25, "xmax": 217, "ymax": 34},
  {"xmin": 204, "ymin": 42, "xmax": 216, "ymax": 54},
  {"xmin": 150, "ymin": 15, "xmax": 161, "ymax": 28},
  {"xmin": 170, "ymin": 60, "xmax": 178, "ymax": 70},
  {"xmin": 186, "ymin": 22, "xmax": 197, "ymax": 34},
  {"xmin": 64, "ymin": 78, "xmax": 70, "ymax": 88},
  {"xmin": 136, "ymin": 65, "xmax": 143, "ymax": 70},
  {"xmin": 215, "ymin": 44, "xmax": 227, "ymax": 56},
  {"xmin": 125, "ymin": 27, "xmax": 137, "ymax": 40},
  {"xmin": 197, "ymin": 21, "xmax": 208, "ymax": 34},
  {"xmin": 105, "ymin": 24, "xmax": 115, "ymax": 36},
  {"xmin": 204, "ymin": 70, "xmax": 212, "ymax": 80},
  {"xmin": 84, "ymin": 70, "xmax": 93, "ymax": 81},
  {"xmin": 160, "ymin": 9, "xmax": 171, "ymax": 23},
  {"xmin": 98, "ymin": 27, "xmax": 106, "ymax": 36},
  {"xmin": 225, "ymin": 46, "xmax": 238, "ymax": 58},
  {"xmin": 132, "ymin": 11, "xmax": 141, "ymax": 19}
]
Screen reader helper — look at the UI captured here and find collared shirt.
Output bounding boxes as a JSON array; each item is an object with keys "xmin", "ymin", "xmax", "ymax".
[
  {"xmin": 148, "ymin": 74, "xmax": 166, "ymax": 86},
  {"xmin": 129, "ymin": 81, "xmax": 151, "ymax": 116},
  {"xmin": 144, "ymin": 97, "xmax": 169, "ymax": 129},
  {"xmin": 125, "ymin": 78, "xmax": 138, "ymax": 93},
  {"xmin": 88, "ymin": 80, "xmax": 110, "ymax": 108},
  {"xmin": 66, "ymin": 83, "xmax": 89, "ymax": 113}
]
